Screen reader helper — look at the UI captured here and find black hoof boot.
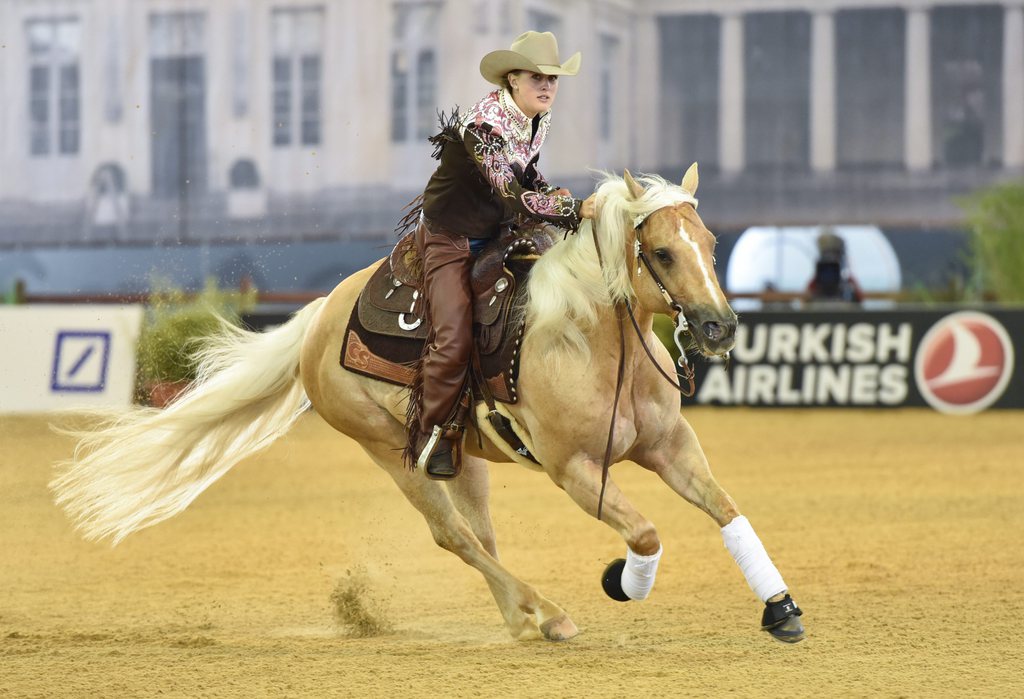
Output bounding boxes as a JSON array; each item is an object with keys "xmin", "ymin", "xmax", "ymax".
[
  {"xmin": 600, "ymin": 559, "xmax": 630, "ymax": 602},
  {"xmin": 761, "ymin": 594, "xmax": 805, "ymax": 643},
  {"xmin": 425, "ymin": 443, "xmax": 458, "ymax": 480}
]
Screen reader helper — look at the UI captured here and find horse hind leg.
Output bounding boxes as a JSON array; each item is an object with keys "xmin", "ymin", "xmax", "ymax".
[
  {"xmin": 445, "ymin": 454, "xmax": 498, "ymax": 558},
  {"xmin": 361, "ymin": 444, "xmax": 577, "ymax": 641}
]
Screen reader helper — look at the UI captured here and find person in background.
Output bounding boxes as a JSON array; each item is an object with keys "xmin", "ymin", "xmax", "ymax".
[
  {"xmin": 409, "ymin": 31, "xmax": 597, "ymax": 479},
  {"xmin": 805, "ymin": 229, "xmax": 864, "ymax": 305}
]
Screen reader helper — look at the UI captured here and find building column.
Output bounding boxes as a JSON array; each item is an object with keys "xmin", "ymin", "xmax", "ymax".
[
  {"xmin": 1004, "ymin": 3, "xmax": 1024, "ymax": 168},
  {"xmin": 904, "ymin": 7, "xmax": 932, "ymax": 171},
  {"xmin": 0, "ymin": 1, "xmax": 14, "ymax": 197},
  {"xmin": 719, "ymin": 12, "xmax": 745, "ymax": 175},
  {"xmin": 810, "ymin": 11, "xmax": 836, "ymax": 172}
]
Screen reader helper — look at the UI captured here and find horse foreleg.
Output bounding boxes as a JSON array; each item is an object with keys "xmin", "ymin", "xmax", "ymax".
[
  {"xmin": 546, "ymin": 456, "xmax": 665, "ymax": 601},
  {"xmin": 362, "ymin": 444, "xmax": 576, "ymax": 641},
  {"xmin": 635, "ymin": 417, "xmax": 805, "ymax": 643},
  {"xmin": 445, "ymin": 454, "xmax": 499, "ymax": 558}
]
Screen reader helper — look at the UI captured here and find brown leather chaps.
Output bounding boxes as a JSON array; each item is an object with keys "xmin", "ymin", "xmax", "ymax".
[{"xmin": 415, "ymin": 218, "xmax": 474, "ymax": 441}]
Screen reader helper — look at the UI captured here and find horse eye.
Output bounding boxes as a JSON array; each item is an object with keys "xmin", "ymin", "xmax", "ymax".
[{"xmin": 654, "ymin": 248, "xmax": 673, "ymax": 264}]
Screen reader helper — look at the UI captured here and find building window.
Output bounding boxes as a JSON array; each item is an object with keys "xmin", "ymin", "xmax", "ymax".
[
  {"xmin": 836, "ymin": 9, "xmax": 906, "ymax": 170},
  {"xmin": 931, "ymin": 5, "xmax": 1003, "ymax": 167},
  {"xmin": 658, "ymin": 15, "xmax": 721, "ymax": 171},
  {"xmin": 271, "ymin": 8, "xmax": 323, "ymax": 148},
  {"xmin": 26, "ymin": 17, "xmax": 81, "ymax": 157},
  {"xmin": 149, "ymin": 12, "xmax": 208, "ymax": 198},
  {"xmin": 391, "ymin": 2, "xmax": 439, "ymax": 143},
  {"xmin": 415, "ymin": 50, "xmax": 437, "ymax": 139},
  {"xmin": 598, "ymin": 34, "xmax": 619, "ymax": 142},
  {"xmin": 744, "ymin": 11, "xmax": 811, "ymax": 171}
]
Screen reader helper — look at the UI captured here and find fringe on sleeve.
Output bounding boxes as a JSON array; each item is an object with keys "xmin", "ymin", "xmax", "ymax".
[{"xmin": 428, "ymin": 108, "xmax": 464, "ymax": 160}]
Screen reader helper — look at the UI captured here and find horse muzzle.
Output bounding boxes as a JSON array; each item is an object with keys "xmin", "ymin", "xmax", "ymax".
[{"xmin": 691, "ymin": 313, "xmax": 737, "ymax": 356}]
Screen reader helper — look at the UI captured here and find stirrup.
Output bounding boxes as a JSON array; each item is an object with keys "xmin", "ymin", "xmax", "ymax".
[
  {"xmin": 416, "ymin": 426, "xmax": 461, "ymax": 480},
  {"xmin": 415, "ymin": 425, "xmax": 444, "ymax": 471}
]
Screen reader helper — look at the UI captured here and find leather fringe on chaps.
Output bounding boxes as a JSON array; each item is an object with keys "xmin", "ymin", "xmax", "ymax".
[{"xmin": 402, "ymin": 352, "xmax": 427, "ymax": 471}]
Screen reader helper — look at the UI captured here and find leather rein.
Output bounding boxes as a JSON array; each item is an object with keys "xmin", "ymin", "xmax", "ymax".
[{"xmin": 592, "ymin": 208, "xmax": 699, "ymax": 520}]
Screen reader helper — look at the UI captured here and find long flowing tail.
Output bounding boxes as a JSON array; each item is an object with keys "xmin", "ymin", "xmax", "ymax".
[{"xmin": 50, "ymin": 297, "xmax": 327, "ymax": 545}]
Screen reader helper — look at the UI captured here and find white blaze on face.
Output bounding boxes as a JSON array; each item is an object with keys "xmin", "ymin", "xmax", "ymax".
[{"xmin": 678, "ymin": 222, "xmax": 728, "ymax": 313}]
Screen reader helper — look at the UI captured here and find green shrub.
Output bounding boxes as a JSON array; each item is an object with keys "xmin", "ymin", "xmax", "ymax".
[
  {"xmin": 960, "ymin": 180, "xmax": 1024, "ymax": 303},
  {"xmin": 136, "ymin": 279, "xmax": 257, "ymax": 388}
]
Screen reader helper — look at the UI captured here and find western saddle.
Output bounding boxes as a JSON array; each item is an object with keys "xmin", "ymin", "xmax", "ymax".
[{"xmin": 340, "ymin": 221, "xmax": 558, "ymax": 462}]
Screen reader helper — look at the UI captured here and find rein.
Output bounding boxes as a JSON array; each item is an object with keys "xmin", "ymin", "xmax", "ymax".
[
  {"xmin": 590, "ymin": 228, "xmax": 627, "ymax": 522},
  {"xmin": 623, "ymin": 300, "xmax": 696, "ymax": 397}
]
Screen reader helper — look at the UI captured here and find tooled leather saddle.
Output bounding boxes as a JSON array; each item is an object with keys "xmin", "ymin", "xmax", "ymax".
[{"xmin": 340, "ymin": 221, "xmax": 556, "ymax": 412}]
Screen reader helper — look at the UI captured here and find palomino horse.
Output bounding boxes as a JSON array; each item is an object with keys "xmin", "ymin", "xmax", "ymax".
[{"xmin": 52, "ymin": 165, "xmax": 805, "ymax": 643}]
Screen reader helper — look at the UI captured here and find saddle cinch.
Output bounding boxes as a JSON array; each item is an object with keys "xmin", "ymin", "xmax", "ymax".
[{"xmin": 340, "ymin": 221, "xmax": 556, "ymax": 440}]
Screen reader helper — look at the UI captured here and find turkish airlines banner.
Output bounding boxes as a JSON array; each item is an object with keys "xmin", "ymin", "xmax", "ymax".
[{"xmin": 689, "ymin": 309, "xmax": 1022, "ymax": 414}]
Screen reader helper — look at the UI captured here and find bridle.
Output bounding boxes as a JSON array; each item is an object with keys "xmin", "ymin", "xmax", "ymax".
[
  {"xmin": 627, "ymin": 223, "xmax": 697, "ymax": 398},
  {"xmin": 592, "ymin": 202, "xmax": 718, "ymax": 519}
]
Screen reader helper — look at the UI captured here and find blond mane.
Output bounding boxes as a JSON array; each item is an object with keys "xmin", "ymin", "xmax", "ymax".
[{"xmin": 525, "ymin": 173, "xmax": 697, "ymax": 361}]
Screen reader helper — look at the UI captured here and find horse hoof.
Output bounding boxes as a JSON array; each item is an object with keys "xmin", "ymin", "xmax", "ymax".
[
  {"xmin": 601, "ymin": 559, "xmax": 630, "ymax": 602},
  {"xmin": 540, "ymin": 614, "xmax": 579, "ymax": 641},
  {"xmin": 766, "ymin": 614, "xmax": 806, "ymax": 643},
  {"xmin": 761, "ymin": 593, "xmax": 805, "ymax": 643}
]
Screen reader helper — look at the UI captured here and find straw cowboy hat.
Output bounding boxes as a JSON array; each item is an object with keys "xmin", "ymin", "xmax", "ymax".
[{"xmin": 479, "ymin": 31, "xmax": 581, "ymax": 86}]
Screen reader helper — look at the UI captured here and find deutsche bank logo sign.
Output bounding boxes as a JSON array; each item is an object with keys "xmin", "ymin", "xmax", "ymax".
[{"xmin": 51, "ymin": 331, "xmax": 112, "ymax": 393}]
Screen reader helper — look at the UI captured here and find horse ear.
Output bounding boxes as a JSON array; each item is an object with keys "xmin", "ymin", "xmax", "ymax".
[
  {"xmin": 681, "ymin": 162, "xmax": 699, "ymax": 196},
  {"xmin": 623, "ymin": 170, "xmax": 645, "ymax": 200}
]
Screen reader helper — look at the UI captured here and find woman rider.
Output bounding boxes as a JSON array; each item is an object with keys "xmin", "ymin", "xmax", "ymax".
[{"xmin": 411, "ymin": 31, "xmax": 597, "ymax": 479}]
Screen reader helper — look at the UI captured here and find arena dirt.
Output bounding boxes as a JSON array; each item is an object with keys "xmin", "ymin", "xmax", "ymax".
[{"xmin": 1, "ymin": 409, "xmax": 1022, "ymax": 697}]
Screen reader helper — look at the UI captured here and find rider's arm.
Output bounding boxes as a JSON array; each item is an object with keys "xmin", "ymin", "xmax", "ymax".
[{"xmin": 463, "ymin": 125, "xmax": 582, "ymax": 231}]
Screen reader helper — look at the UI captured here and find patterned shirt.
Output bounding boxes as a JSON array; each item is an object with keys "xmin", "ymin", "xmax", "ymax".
[{"xmin": 421, "ymin": 89, "xmax": 582, "ymax": 238}]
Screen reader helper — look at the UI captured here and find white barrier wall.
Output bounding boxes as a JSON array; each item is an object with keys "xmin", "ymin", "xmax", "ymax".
[{"xmin": 0, "ymin": 305, "xmax": 143, "ymax": 413}]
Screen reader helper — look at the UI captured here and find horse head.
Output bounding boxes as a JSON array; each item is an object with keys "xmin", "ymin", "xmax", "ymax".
[{"xmin": 619, "ymin": 164, "xmax": 737, "ymax": 357}]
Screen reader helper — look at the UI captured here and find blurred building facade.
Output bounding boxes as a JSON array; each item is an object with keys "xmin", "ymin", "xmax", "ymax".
[{"xmin": 0, "ymin": 0, "xmax": 1021, "ymax": 247}]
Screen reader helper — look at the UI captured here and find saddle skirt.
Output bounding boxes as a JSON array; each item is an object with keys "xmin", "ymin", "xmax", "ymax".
[{"xmin": 340, "ymin": 223, "xmax": 557, "ymax": 405}]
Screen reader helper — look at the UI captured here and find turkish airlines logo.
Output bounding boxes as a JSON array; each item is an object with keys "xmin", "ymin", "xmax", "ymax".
[{"xmin": 914, "ymin": 312, "xmax": 1014, "ymax": 414}]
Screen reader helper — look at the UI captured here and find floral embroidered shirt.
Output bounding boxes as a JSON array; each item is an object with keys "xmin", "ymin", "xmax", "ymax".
[{"xmin": 421, "ymin": 89, "xmax": 582, "ymax": 238}]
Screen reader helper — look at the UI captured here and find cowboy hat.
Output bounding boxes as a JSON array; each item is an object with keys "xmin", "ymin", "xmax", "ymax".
[{"xmin": 479, "ymin": 31, "xmax": 581, "ymax": 86}]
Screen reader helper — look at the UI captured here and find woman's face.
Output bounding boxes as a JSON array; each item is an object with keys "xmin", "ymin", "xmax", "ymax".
[{"xmin": 508, "ymin": 71, "xmax": 559, "ymax": 118}]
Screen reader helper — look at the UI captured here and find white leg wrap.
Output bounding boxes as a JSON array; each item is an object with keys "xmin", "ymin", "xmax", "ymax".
[
  {"xmin": 620, "ymin": 545, "xmax": 662, "ymax": 601},
  {"xmin": 721, "ymin": 515, "xmax": 787, "ymax": 603}
]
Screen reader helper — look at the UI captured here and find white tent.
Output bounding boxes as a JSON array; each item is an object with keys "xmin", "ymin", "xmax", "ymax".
[{"xmin": 726, "ymin": 225, "xmax": 902, "ymax": 310}]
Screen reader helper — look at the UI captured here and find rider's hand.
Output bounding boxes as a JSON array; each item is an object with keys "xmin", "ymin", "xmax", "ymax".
[
  {"xmin": 580, "ymin": 194, "xmax": 597, "ymax": 220},
  {"xmin": 553, "ymin": 188, "xmax": 572, "ymax": 198}
]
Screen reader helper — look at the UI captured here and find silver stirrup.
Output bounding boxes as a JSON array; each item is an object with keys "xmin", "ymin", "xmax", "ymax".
[{"xmin": 415, "ymin": 425, "xmax": 443, "ymax": 470}]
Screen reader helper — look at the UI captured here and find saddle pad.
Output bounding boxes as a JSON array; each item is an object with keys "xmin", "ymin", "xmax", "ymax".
[
  {"xmin": 341, "ymin": 299, "xmax": 423, "ymax": 386},
  {"xmin": 342, "ymin": 295, "xmax": 522, "ymax": 404}
]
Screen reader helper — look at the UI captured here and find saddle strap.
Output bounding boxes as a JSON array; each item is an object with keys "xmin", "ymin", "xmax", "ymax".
[{"xmin": 471, "ymin": 348, "xmax": 539, "ymax": 464}]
